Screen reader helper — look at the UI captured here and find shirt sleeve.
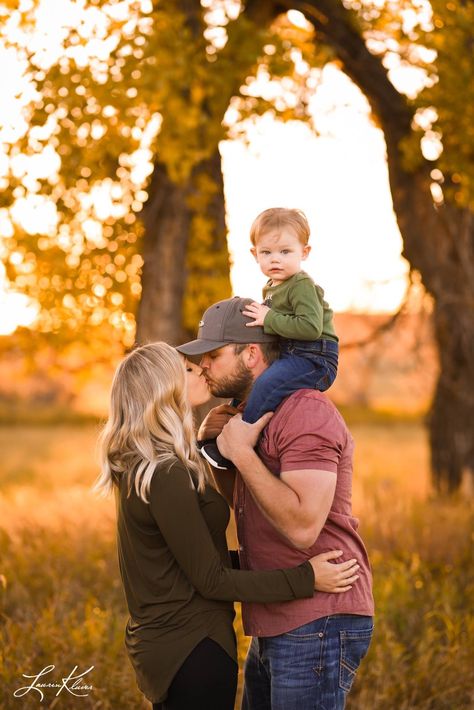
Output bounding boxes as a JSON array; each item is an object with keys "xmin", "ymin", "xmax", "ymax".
[
  {"xmin": 263, "ymin": 277, "xmax": 324, "ymax": 340},
  {"xmin": 148, "ymin": 462, "xmax": 314, "ymax": 602},
  {"xmin": 275, "ymin": 397, "xmax": 344, "ymax": 474}
]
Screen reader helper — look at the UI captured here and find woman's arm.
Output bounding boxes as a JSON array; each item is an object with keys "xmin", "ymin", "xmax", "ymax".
[{"xmin": 149, "ymin": 462, "xmax": 358, "ymax": 603}]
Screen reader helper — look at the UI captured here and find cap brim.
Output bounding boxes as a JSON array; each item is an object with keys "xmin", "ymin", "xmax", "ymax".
[{"xmin": 176, "ymin": 339, "xmax": 229, "ymax": 356}]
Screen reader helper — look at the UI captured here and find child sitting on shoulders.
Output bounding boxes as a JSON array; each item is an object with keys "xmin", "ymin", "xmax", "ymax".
[{"xmin": 200, "ymin": 207, "xmax": 339, "ymax": 470}]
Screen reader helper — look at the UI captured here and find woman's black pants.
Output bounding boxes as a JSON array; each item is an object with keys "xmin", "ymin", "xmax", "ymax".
[{"xmin": 152, "ymin": 637, "xmax": 238, "ymax": 710}]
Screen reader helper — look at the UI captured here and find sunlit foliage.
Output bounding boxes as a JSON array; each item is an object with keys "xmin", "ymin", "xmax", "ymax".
[
  {"xmin": 418, "ymin": 1, "xmax": 474, "ymax": 209},
  {"xmin": 344, "ymin": 0, "xmax": 474, "ymax": 209},
  {"xmin": 0, "ymin": 0, "xmax": 331, "ymax": 346},
  {"xmin": 2, "ymin": 0, "xmax": 472, "ymax": 349}
]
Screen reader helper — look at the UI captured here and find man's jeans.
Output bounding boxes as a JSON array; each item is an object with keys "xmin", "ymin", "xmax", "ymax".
[{"xmin": 241, "ymin": 615, "xmax": 373, "ymax": 710}]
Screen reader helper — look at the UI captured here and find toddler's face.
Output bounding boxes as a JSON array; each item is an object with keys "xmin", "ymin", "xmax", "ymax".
[{"xmin": 251, "ymin": 227, "xmax": 310, "ymax": 284}]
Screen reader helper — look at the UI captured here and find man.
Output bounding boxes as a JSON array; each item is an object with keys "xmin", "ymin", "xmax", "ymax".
[{"xmin": 177, "ymin": 296, "xmax": 374, "ymax": 710}]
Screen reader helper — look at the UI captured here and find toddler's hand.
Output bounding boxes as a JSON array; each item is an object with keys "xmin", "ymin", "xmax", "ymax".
[{"xmin": 243, "ymin": 302, "xmax": 270, "ymax": 327}]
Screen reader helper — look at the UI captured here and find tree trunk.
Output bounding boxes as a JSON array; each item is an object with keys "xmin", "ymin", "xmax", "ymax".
[
  {"xmin": 136, "ymin": 1, "xmax": 270, "ymax": 346},
  {"xmin": 425, "ymin": 210, "xmax": 474, "ymax": 492},
  {"xmin": 430, "ymin": 298, "xmax": 474, "ymax": 493},
  {"xmin": 395, "ymin": 173, "xmax": 474, "ymax": 492},
  {"xmin": 289, "ymin": 0, "xmax": 474, "ymax": 489},
  {"xmin": 135, "ymin": 149, "xmax": 230, "ymax": 345},
  {"xmin": 135, "ymin": 160, "xmax": 190, "ymax": 345}
]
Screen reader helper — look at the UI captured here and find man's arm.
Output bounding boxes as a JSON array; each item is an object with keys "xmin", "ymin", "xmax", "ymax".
[{"xmin": 217, "ymin": 415, "xmax": 336, "ymax": 549}]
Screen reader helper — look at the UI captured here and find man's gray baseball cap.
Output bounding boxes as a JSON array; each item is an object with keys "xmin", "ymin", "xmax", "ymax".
[{"xmin": 176, "ymin": 297, "xmax": 277, "ymax": 357}]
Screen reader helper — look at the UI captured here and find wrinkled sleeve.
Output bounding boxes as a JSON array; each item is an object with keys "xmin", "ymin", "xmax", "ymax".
[
  {"xmin": 263, "ymin": 278, "xmax": 324, "ymax": 340},
  {"xmin": 149, "ymin": 462, "xmax": 314, "ymax": 602},
  {"xmin": 276, "ymin": 397, "xmax": 344, "ymax": 474}
]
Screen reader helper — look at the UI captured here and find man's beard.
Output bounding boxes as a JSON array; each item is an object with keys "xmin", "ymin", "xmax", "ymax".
[{"xmin": 206, "ymin": 358, "xmax": 253, "ymax": 400}]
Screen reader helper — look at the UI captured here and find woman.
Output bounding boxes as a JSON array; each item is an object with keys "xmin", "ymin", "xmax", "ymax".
[{"xmin": 95, "ymin": 343, "xmax": 359, "ymax": 709}]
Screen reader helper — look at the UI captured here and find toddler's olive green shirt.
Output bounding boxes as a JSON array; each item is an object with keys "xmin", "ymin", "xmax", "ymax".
[
  {"xmin": 116, "ymin": 460, "xmax": 314, "ymax": 703},
  {"xmin": 263, "ymin": 271, "xmax": 338, "ymax": 342}
]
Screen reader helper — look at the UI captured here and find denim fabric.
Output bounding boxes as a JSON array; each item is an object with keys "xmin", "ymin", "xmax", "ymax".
[
  {"xmin": 243, "ymin": 339, "xmax": 339, "ymax": 424},
  {"xmin": 241, "ymin": 615, "xmax": 373, "ymax": 710}
]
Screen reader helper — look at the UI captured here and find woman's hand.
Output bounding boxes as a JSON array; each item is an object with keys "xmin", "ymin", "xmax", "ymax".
[{"xmin": 310, "ymin": 550, "xmax": 360, "ymax": 593}]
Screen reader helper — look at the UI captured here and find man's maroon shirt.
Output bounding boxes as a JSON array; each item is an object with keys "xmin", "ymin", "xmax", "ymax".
[{"xmin": 234, "ymin": 389, "xmax": 374, "ymax": 637}]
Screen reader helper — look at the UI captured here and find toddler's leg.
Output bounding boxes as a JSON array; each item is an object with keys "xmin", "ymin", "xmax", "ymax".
[
  {"xmin": 307, "ymin": 353, "xmax": 337, "ymax": 392},
  {"xmin": 292, "ymin": 340, "xmax": 338, "ymax": 393},
  {"xmin": 243, "ymin": 355, "xmax": 318, "ymax": 424},
  {"xmin": 200, "ymin": 352, "xmax": 336, "ymax": 467}
]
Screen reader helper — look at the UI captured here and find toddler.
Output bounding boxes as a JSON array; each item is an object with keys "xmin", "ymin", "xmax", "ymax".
[{"xmin": 200, "ymin": 207, "xmax": 339, "ymax": 470}]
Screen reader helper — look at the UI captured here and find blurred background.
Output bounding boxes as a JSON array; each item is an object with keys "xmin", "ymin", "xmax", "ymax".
[{"xmin": 0, "ymin": 1, "xmax": 473, "ymax": 708}]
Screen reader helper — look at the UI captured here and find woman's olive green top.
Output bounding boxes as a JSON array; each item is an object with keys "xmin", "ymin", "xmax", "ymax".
[{"xmin": 116, "ymin": 460, "xmax": 314, "ymax": 703}]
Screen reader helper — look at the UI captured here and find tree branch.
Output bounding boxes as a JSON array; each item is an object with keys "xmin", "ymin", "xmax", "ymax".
[
  {"xmin": 275, "ymin": 0, "xmax": 413, "ymax": 140},
  {"xmin": 340, "ymin": 275, "xmax": 414, "ymax": 350}
]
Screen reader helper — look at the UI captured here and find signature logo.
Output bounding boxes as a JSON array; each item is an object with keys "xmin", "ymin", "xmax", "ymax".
[{"xmin": 13, "ymin": 665, "xmax": 94, "ymax": 702}]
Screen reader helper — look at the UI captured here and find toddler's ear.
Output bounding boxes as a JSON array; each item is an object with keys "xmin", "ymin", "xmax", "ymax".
[
  {"xmin": 302, "ymin": 245, "xmax": 311, "ymax": 260},
  {"xmin": 250, "ymin": 247, "xmax": 258, "ymax": 260}
]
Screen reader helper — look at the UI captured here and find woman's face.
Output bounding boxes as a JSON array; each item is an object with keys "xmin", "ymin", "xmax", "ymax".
[{"xmin": 184, "ymin": 359, "xmax": 211, "ymax": 407}]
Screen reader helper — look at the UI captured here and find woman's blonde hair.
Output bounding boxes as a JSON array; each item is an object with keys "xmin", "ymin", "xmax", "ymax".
[{"xmin": 95, "ymin": 342, "xmax": 210, "ymax": 503}]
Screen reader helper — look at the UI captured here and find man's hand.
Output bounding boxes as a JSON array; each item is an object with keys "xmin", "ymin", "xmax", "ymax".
[
  {"xmin": 217, "ymin": 412, "xmax": 273, "ymax": 462},
  {"xmin": 242, "ymin": 301, "xmax": 270, "ymax": 327},
  {"xmin": 309, "ymin": 551, "xmax": 360, "ymax": 593},
  {"xmin": 198, "ymin": 404, "xmax": 240, "ymax": 442}
]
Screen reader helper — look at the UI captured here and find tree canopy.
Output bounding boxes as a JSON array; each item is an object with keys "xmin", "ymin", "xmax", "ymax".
[
  {"xmin": 3, "ymin": 0, "xmax": 473, "ymax": 344},
  {"xmin": 0, "ymin": 0, "xmax": 331, "ymax": 346}
]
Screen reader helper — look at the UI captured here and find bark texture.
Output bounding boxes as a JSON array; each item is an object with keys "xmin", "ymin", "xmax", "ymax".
[{"xmin": 135, "ymin": 149, "xmax": 228, "ymax": 346}]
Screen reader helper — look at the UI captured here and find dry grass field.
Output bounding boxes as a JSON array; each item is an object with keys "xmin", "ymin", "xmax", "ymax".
[{"xmin": 0, "ymin": 419, "xmax": 473, "ymax": 709}]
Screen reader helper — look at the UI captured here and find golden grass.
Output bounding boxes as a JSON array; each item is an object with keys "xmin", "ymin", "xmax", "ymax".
[{"xmin": 0, "ymin": 422, "xmax": 473, "ymax": 709}]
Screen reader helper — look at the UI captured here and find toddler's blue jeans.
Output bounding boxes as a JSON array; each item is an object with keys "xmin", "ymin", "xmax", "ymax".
[{"xmin": 243, "ymin": 338, "xmax": 339, "ymax": 424}]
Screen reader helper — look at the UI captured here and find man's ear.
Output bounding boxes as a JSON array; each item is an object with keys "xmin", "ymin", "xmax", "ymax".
[{"xmin": 245, "ymin": 344, "xmax": 265, "ymax": 369}]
